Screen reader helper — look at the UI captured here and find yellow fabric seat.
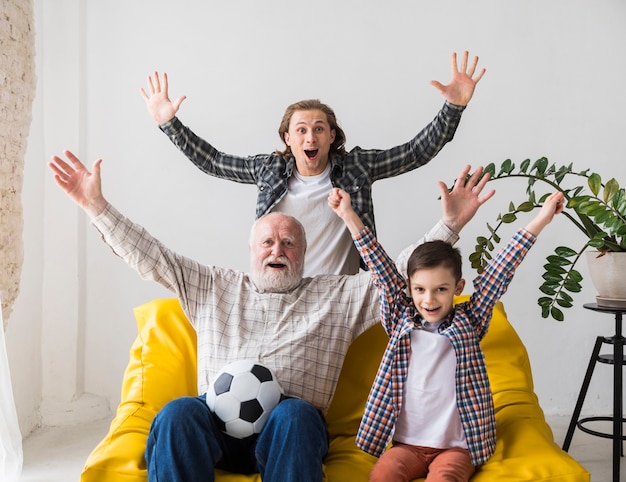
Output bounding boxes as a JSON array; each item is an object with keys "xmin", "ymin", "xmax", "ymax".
[{"xmin": 81, "ymin": 297, "xmax": 589, "ymax": 481}]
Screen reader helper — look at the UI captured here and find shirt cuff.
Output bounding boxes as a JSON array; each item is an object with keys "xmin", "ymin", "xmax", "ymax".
[{"xmin": 443, "ymin": 100, "xmax": 466, "ymax": 114}]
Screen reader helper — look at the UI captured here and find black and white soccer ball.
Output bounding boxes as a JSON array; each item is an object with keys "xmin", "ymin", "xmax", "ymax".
[{"xmin": 206, "ymin": 359, "xmax": 283, "ymax": 439}]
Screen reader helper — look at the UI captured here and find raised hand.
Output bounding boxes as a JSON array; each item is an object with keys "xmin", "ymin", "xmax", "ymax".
[
  {"xmin": 140, "ymin": 71, "xmax": 187, "ymax": 125},
  {"xmin": 525, "ymin": 191, "xmax": 565, "ymax": 236},
  {"xmin": 440, "ymin": 164, "xmax": 495, "ymax": 234},
  {"xmin": 328, "ymin": 187, "xmax": 364, "ymax": 234},
  {"xmin": 48, "ymin": 150, "xmax": 107, "ymax": 217},
  {"xmin": 430, "ymin": 51, "xmax": 486, "ymax": 107}
]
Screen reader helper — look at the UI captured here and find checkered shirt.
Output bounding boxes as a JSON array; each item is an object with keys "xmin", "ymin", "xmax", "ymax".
[
  {"xmin": 353, "ymin": 227, "xmax": 536, "ymax": 465},
  {"xmin": 159, "ymin": 102, "xmax": 464, "ymax": 239}
]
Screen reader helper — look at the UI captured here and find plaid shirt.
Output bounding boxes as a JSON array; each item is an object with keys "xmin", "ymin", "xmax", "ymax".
[
  {"xmin": 91, "ymin": 205, "xmax": 458, "ymax": 414},
  {"xmin": 159, "ymin": 101, "xmax": 465, "ymax": 238},
  {"xmin": 353, "ymin": 227, "xmax": 536, "ymax": 465}
]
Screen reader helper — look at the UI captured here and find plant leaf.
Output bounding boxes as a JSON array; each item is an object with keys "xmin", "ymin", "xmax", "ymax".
[
  {"xmin": 604, "ymin": 178, "xmax": 619, "ymax": 203},
  {"xmin": 551, "ymin": 306, "xmax": 565, "ymax": 321},
  {"xmin": 588, "ymin": 173, "xmax": 601, "ymax": 196}
]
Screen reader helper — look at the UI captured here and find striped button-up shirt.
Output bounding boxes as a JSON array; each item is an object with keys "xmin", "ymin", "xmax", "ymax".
[
  {"xmin": 159, "ymin": 102, "xmax": 465, "ymax": 239},
  {"xmin": 91, "ymin": 204, "xmax": 458, "ymax": 414},
  {"xmin": 354, "ymin": 227, "xmax": 536, "ymax": 465}
]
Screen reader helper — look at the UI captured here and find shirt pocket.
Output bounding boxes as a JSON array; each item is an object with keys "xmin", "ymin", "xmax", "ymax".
[{"xmin": 339, "ymin": 173, "xmax": 367, "ymax": 195}]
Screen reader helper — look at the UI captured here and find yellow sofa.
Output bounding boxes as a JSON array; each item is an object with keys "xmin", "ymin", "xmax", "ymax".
[{"xmin": 81, "ymin": 297, "xmax": 589, "ymax": 482}]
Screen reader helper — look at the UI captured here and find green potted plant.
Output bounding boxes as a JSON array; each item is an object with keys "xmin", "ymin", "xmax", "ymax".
[{"xmin": 470, "ymin": 157, "xmax": 626, "ymax": 321}]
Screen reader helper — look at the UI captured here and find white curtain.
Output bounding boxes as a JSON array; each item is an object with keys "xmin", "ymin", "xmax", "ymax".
[{"xmin": 0, "ymin": 304, "xmax": 22, "ymax": 482}]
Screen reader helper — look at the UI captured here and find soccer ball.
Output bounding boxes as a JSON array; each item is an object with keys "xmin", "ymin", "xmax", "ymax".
[{"xmin": 206, "ymin": 359, "xmax": 283, "ymax": 439}]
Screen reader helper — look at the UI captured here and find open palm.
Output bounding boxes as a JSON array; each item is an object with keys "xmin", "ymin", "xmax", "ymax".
[
  {"xmin": 431, "ymin": 51, "xmax": 486, "ymax": 106},
  {"xmin": 48, "ymin": 150, "xmax": 107, "ymax": 217}
]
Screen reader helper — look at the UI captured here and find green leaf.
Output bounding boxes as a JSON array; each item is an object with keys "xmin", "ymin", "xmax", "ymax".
[
  {"xmin": 544, "ymin": 264, "xmax": 566, "ymax": 275},
  {"xmin": 532, "ymin": 157, "xmax": 549, "ymax": 176},
  {"xmin": 563, "ymin": 280, "xmax": 583, "ymax": 292},
  {"xmin": 520, "ymin": 158, "xmax": 531, "ymax": 173},
  {"xmin": 588, "ymin": 173, "xmax": 602, "ymax": 196},
  {"xmin": 542, "ymin": 272, "xmax": 564, "ymax": 282},
  {"xmin": 546, "ymin": 255, "xmax": 572, "ymax": 266},
  {"xmin": 555, "ymin": 165, "xmax": 571, "ymax": 184},
  {"xmin": 556, "ymin": 298, "xmax": 573, "ymax": 308},
  {"xmin": 469, "ymin": 252, "xmax": 482, "ymax": 262},
  {"xmin": 551, "ymin": 306, "xmax": 565, "ymax": 321},
  {"xmin": 501, "ymin": 213, "xmax": 517, "ymax": 223},
  {"xmin": 501, "ymin": 159, "xmax": 514, "ymax": 175},
  {"xmin": 588, "ymin": 237, "xmax": 607, "ymax": 249},
  {"xmin": 567, "ymin": 270, "xmax": 583, "ymax": 282},
  {"xmin": 538, "ymin": 297, "xmax": 553, "ymax": 307},
  {"xmin": 517, "ymin": 201, "xmax": 535, "ymax": 212},
  {"xmin": 592, "ymin": 209, "xmax": 612, "ymax": 224},
  {"xmin": 555, "ymin": 246, "xmax": 578, "ymax": 257},
  {"xmin": 539, "ymin": 285, "xmax": 557, "ymax": 295},
  {"xmin": 605, "ymin": 178, "xmax": 619, "ymax": 203}
]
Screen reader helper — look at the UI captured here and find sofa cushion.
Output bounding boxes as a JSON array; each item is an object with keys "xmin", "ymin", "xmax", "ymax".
[
  {"xmin": 81, "ymin": 297, "xmax": 589, "ymax": 482},
  {"xmin": 81, "ymin": 299, "xmax": 198, "ymax": 482}
]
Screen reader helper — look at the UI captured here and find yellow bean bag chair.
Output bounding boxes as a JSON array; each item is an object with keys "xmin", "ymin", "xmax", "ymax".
[{"xmin": 80, "ymin": 296, "xmax": 589, "ymax": 482}]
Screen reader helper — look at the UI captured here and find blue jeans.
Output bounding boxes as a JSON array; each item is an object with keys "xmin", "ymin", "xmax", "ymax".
[{"xmin": 145, "ymin": 395, "xmax": 329, "ymax": 482}]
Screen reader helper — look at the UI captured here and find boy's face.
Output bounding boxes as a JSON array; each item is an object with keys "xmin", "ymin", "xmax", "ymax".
[{"xmin": 408, "ymin": 266, "xmax": 465, "ymax": 324}]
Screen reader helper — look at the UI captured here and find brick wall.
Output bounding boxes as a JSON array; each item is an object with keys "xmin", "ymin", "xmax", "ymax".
[{"xmin": 0, "ymin": 0, "xmax": 36, "ymax": 328}]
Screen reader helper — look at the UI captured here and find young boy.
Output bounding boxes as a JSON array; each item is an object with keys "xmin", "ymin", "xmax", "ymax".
[{"xmin": 328, "ymin": 184, "xmax": 564, "ymax": 482}]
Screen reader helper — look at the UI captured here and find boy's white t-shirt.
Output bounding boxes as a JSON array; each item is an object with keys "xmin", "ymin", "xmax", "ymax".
[
  {"xmin": 393, "ymin": 321, "xmax": 468, "ymax": 449},
  {"xmin": 273, "ymin": 165, "xmax": 360, "ymax": 277}
]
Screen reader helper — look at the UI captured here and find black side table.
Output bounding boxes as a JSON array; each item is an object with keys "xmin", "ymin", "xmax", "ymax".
[{"xmin": 562, "ymin": 303, "xmax": 625, "ymax": 482}]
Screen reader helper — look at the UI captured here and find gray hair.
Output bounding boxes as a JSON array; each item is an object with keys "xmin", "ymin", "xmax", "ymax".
[{"xmin": 249, "ymin": 212, "xmax": 308, "ymax": 253}]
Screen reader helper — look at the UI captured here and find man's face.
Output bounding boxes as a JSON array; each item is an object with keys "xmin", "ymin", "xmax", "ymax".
[
  {"xmin": 249, "ymin": 213, "xmax": 306, "ymax": 292},
  {"xmin": 283, "ymin": 109, "xmax": 336, "ymax": 176}
]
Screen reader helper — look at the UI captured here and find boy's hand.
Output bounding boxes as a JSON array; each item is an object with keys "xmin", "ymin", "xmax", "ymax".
[
  {"xmin": 328, "ymin": 188, "xmax": 364, "ymax": 235},
  {"xmin": 525, "ymin": 191, "xmax": 565, "ymax": 236},
  {"xmin": 328, "ymin": 188, "xmax": 351, "ymax": 218}
]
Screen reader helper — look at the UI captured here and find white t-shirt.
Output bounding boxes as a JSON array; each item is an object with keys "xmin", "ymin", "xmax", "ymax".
[
  {"xmin": 273, "ymin": 165, "xmax": 360, "ymax": 276},
  {"xmin": 393, "ymin": 321, "xmax": 468, "ymax": 449}
]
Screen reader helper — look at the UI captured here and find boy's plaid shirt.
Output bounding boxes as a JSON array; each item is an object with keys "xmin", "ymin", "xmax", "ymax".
[{"xmin": 353, "ymin": 227, "xmax": 535, "ymax": 465}]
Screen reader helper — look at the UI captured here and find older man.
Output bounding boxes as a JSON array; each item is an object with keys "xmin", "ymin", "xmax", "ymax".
[{"xmin": 48, "ymin": 150, "xmax": 493, "ymax": 482}]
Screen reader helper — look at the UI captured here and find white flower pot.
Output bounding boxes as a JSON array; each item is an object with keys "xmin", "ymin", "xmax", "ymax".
[{"xmin": 585, "ymin": 250, "xmax": 626, "ymax": 308}]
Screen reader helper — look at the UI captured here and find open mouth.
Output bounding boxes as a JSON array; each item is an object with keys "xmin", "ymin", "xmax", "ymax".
[
  {"xmin": 304, "ymin": 149, "xmax": 318, "ymax": 159},
  {"xmin": 268, "ymin": 262, "xmax": 286, "ymax": 269}
]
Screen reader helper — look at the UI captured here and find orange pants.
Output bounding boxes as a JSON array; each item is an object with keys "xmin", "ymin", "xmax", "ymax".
[{"xmin": 369, "ymin": 443, "xmax": 475, "ymax": 482}]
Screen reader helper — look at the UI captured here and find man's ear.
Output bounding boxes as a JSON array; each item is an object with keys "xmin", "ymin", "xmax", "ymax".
[
  {"xmin": 284, "ymin": 132, "xmax": 291, "ymax": 146},
  {"xmin": 455, "ymin": 278, "xmax": 466, "ymax": 295},
  {"xmin": 330, "ymin": 129, "xmax": 336, "ymax": 144}
]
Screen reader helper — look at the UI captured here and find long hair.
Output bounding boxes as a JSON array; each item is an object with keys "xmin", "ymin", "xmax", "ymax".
[{"xmin": 275, "ymin": 99, "xmax": 346, "ymax": 159}]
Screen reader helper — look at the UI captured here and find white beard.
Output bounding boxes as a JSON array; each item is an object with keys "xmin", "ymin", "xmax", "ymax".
[{"xmin": 251, "ymin": 256, "xmax": 303, "ymax": 293}]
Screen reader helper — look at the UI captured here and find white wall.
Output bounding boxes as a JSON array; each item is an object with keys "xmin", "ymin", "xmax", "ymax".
[{"xmin": 8, "ymin": 0, "xmax": 626, "ymax": 436}]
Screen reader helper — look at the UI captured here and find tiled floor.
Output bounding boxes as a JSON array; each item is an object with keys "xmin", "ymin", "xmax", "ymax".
[{"xmin": 18, "ymin": 415, "xmax": 619, "ymax": 481}]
